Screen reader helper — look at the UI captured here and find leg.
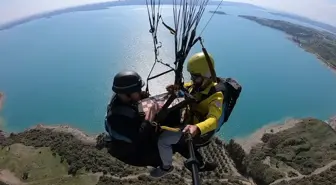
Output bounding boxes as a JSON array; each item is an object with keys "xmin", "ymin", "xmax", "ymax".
[
  {"xmin": 133, "ymin": 144, "xmax": 162, "ymax": 167},
  {"xmin": 150, "ymin": 131, "xmax": 183, "ymax": 178},
  {"xmin": 108, "ymin": 140, "xmax": 161, "ymax": 168},
  {"xmin": 158, "ymin": 130, "xmax": 183, "ymax": 167}
]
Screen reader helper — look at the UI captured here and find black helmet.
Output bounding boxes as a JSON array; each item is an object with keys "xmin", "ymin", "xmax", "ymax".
[{"xmin": 112, "ymin": 70, "xmax": 145, "ymax": 94}]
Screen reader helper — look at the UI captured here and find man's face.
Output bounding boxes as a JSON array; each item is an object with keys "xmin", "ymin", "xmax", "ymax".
[
  {"xmin": 190, "ymin": 73, "xmax": 203, "ymax": 85},
  {"xmin": 130, "ymin": 92, "xmax": 142, "ymax": 101},
  {"xmin": 118, "ymin": 91, "xmax": 142, "ymax": 103}
]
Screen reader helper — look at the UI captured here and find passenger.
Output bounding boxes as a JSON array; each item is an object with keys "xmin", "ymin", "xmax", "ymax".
[
  {"xmin": 150, "ymin": 52, "xmax": 222, "ymax": 178},
  {"xmin": 104, "ymin": 70, "xmax": 209, "ymax": 169},
  {"xmin": 104, "ymin": 70, "xmax": 161, "ymax": 167}
]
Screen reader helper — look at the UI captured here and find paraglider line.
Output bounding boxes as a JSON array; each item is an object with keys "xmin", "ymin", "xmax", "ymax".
[{"xmin": 199, "ymin": 0, "xmax": 224, "ymax": 36}]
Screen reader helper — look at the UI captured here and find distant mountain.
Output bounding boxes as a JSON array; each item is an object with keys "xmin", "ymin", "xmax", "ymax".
[
  {"xmin": 269, "ymin": 12, "xmax": 336, "ymax": 34},
  {"xmin": 219, "ymin": 1, "xmax": 266, "ymax": 10},
  {"xmin": 0, "ymin": 0, "xmax": 265, "ymax": 31}
]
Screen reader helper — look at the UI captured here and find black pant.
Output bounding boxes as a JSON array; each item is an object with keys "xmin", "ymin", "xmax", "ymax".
[
  {"xmin": 107, "ymin": 140, "xmax": 205, "ymax": 168},
  {"xmin": 107, "ymin": 140, "xmax": 162, "ymax": 167},
  {"xmin": 173, "ymin": 143, "xmax": 204, "ymax": 165}
]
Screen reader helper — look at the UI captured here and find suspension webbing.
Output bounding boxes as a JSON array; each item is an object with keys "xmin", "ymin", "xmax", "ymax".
[{"xmin": 144, "ymin": 0, "xmax": 223, "ymax": 123}]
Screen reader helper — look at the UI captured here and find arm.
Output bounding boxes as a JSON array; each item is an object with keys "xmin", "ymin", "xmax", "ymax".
[
  {"xmin": 107, "ymin": 113, "xmax": 156, "ymax": 144},
  {"xmin": 196, "ymin": 92, "xmax": 224, "ymax": 135},
  {"xmin": 107, "ymin": 114, "xmax": 139, "ymax": 142}
]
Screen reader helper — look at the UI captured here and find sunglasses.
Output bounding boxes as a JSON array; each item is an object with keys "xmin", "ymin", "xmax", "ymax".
[{"xmin": 190, "ymin": 73, "xmax": 202, "ymax": 81}]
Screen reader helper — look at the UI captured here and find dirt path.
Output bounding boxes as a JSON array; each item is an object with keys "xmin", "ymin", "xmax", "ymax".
[
  {"xmin": 1, "ymin": 170, "xmax": 253, "ymax": 185},
  {"xmin": 91, "ymin": 170, "xmax": 253, "ymax": 184},
  {"xmin": 26, "ymin": 176, "xmax": 66, "ymax": 185},
  {"xmin": 311, "ymin": 160, "xmax": 336, "ymax": 175},
  {"xmin": 0, "ymin": 169, "xmax": 25, "ymax": 185},
  {"xmin": 270, "ymin": 160, "xmax": 336, "ymax": 185}
]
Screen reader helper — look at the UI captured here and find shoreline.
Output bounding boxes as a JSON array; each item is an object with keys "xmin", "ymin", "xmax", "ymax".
[
  {"xmin": 238, "ymin": 15, "xmax": 336, "ymax": 74},
  {"xmin": 303, "ymin": 47, "xmax": 336, "ymax": 72},
  {"xmin": 1, "ymin": 115, "xmax": 335, "ymax": 150},
  {"xmin": 326, "ymin": 116, "xmax": 336, "ymax": 130},
  {"xmin": 235, "ymin": 115, "xmax": 336, "ymax": 154},
  {"xmin": 1, "ymin": 118, "xmax": 335, "ymax": 185},
  {"xmin": 0, "ymin": 0, "xmax": 229, "ymax": 31},
  {"xmin": 0, "ymin": 1, "xmax": 119, "ymax": 31},
  {"xmin": 235, "ymin": 118, "xmax": 301, "ymax": 154},
  {"xmin": 32, "ymin": 123, "xmax": 98, "ymax": 145},
  {"xmin": 285, "ymin": 35, "xmax": 336, "ymax": 72}
]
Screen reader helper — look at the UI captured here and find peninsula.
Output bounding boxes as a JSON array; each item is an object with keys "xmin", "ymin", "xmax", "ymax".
[
  {"xmin": 0, "ymin": 116, "xmax": 336, "ymax": 185},
  {"xmin": 209, "ymin": 10, "xmax": 227, "ymax": 15},
  {"xmin": 268, "ymin": 12, "xmax": 336, "ymax": 34},
  {"xmin": 239, "ymin": 15, "xmax": 336, "ymax": 71}
]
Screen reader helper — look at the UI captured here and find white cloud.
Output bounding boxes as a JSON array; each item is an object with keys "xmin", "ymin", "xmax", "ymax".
[
  {"xmin": 0, "ymin": 0, "xmax": 335, "ymax": 26},
  {"xmin": 223, "ymin": 0, "xmax": 336, "ymax": 26}
]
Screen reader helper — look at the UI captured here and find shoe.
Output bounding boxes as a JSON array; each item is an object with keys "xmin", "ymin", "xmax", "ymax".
[
  {"xmin": 184, "ymin": 161, "xmax": 218, "ymax": 172},
  {"xmin": 149, "ymin": 165, "xmax": 174, "ymax": 178}
]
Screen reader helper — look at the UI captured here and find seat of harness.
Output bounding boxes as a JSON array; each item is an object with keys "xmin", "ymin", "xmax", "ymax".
[
  {"xmin": 139, "ymin": 92, "xmax": 215, "ymax": 147},
  {"xmin": 139, "ymin": 93, "xmax": 186, "ymax": 127}
]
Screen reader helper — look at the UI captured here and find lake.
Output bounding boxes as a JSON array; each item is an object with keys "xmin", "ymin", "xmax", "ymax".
[{"xmin": 0, "ymin": 5, "xmax": 335, "ymax": 140}]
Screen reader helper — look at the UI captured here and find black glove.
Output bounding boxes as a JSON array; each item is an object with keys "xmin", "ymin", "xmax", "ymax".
[
  {"xmin": 139, "ymin": 120, "xmax": 160, "ymax": 135},
  {"xmin": 166, "ymin": 84, "xmax": 180, "ymax": 94}
]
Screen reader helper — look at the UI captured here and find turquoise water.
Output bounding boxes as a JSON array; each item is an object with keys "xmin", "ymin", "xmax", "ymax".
[{"xmin": 0, "ymin": 5, "xmax": 336, "ymax": 140}]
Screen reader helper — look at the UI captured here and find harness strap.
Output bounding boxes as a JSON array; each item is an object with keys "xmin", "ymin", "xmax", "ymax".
[
  {"xmin": 137, "ymin": 102, "xmax": 146, "ymax": 120},
  {"xmin": 200, "ymin": 39, "xmax": 217, "ymax": 83},
  {"xmin": 193, "ymin": 84, "xmax": 220, "ymax": 105}
]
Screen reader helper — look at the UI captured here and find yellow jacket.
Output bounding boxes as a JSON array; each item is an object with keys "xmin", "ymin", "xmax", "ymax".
[{"xmin": 184, "ymin": 81, "xmax": 224, "ymax": 135}]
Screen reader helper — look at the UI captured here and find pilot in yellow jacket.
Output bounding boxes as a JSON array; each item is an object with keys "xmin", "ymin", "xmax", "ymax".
[
  {"xmin": 150, "ymin": 52, "xmax": 222, "ymax": 178},
  {"xmin": 182, "ymin": 52, "xmax": 224, "ymax": 137}
]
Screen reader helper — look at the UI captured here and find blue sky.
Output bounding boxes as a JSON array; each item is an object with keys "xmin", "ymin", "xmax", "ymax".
[{"xmin": 0, "ymin": 0, "xmax": 335, "ymax": 26}]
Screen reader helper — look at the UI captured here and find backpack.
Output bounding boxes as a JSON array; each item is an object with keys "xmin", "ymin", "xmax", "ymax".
[
  {"xmin": 214, "ymin": 77, "xmax": 242, "ymax": 132},
  {"xmin": 181, "ymin": 77, "xmax": 242, "ymax": 133},
  {"xmin": 190, "ymin": 77, "xmax": 242, "ymax": 147}
]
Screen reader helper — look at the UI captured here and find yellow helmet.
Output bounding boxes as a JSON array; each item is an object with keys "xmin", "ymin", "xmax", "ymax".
[{"xmin": 187, "ymin": 52, "xmax": 215, "ymax": 77}]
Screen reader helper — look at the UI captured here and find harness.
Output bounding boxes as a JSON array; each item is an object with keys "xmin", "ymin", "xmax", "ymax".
[
  {"xmin": 105, "ymin": 99, "xmax": 145, "ymax": 143},
  {"xmin": 183, "ymin": 77, "xmax": 242, "ymax": 143},
  {"xmin": 194, "ymin": 77, "xmax": 242, "ymax": 130}
]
